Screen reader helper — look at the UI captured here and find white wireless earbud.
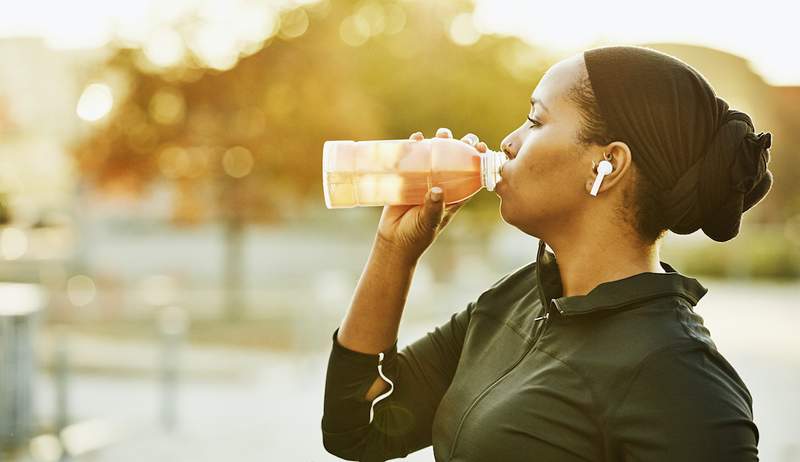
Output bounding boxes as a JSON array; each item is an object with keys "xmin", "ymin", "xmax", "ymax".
[{"xmin": 590, "ymin": 159, "xmax": 613, "ymax": 196}]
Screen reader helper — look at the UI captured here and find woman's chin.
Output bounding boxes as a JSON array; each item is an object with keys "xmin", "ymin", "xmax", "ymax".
[
  {"xmin": 494, "ymin": 179, "xmax": 506, "ymax": 195},
  {"xmin": 498, "ymin": 199, "xmax": 513, "ymax": 225}
]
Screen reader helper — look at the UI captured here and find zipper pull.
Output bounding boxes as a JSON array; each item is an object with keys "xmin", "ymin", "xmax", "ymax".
[{"xmin": 533, "ymin": 312, "xmax": 550, "ymax": 322}]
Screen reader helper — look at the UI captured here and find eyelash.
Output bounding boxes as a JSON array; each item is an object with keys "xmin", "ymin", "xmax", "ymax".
[{"xmin": 527, "ymin": 116, "xmax": 541, "ymax": 129}]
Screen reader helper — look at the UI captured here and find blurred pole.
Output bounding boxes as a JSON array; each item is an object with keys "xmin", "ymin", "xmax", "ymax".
[
  {"xmin": 221, "ymin": 175, "xmax": 246, "ymax": 323},
  {"xmin": 0, "ymin": 283, "xmax": 44, "ymax": 453},
  {"xmin": 158, "ymin": 306, "xmax": 188, "ymax": 433},
  {"xmin": 54, "ymin": 331, "xmax": 70, "ymax": 460},
  {"xmin": 223, "ymin": 216, "xmax": 245, "ymax": 322},
  {"xmin": 54, "ymin": 345, "xmax": 71, "ymax": 462}
]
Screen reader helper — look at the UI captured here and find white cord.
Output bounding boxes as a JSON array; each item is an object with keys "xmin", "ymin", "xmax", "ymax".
[{"xmin": 369, "ymin": 352, "xmax": 396, "ymax": 423}]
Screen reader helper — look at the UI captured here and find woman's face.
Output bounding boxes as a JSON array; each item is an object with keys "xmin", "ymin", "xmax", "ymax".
[{"xmin": 495, "ymin": 54, "xmax": 595, "ymax": 236}]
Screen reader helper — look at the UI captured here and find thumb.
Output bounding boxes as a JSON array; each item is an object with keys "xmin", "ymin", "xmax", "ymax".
[{"xmin": 419, "ymin": 186, "xmax": 445, "ymax": 231}]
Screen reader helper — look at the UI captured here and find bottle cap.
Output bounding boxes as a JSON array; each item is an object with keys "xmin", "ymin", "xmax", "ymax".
[{"xmin": 481, "ymin": 150, "xmax": 508, "ymax": 191}]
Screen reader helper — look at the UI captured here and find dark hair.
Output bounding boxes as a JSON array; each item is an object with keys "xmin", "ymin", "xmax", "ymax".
[{"xmin": 569, "ymin": 73, "xmax": 668, "ymax": 244}]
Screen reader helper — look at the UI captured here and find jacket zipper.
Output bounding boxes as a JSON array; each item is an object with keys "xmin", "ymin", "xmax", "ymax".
[{"xmin": 446, "ymin": 310, "xmax": 552, "ymax": 460}]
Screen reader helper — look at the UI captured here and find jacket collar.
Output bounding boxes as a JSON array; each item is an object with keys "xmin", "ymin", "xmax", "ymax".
[{"xmin": 536, "ymin": 240, "xmax": 708, "ymax": 317}]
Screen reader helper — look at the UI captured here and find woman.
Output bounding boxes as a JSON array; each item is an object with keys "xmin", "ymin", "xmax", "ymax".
[{"xmin": 321, "ymin": 46, "xmax": 771, "ymax": 461}]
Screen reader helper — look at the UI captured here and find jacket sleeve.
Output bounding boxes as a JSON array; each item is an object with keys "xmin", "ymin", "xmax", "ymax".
[
  {"xmin": 609, "ymin": 343, "xmax": 759, "ymax": 461},
  {"xmin": 321, "ymin": 302, "xmax": 474, "ymax": 462}
]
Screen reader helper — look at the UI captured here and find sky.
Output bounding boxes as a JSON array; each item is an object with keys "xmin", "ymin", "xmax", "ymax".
[
  {"xmin": 473, "ymin": 0, "xmax": 800, "ymax": 86},
  {"xmin": 0, "ymin": 0, "xmax": 798, "ymax": 85}
]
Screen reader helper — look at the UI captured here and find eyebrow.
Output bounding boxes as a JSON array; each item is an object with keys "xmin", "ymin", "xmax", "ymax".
[{"xmin": 530, "ymin": 97, "xmax": 549, "ymax": 113}]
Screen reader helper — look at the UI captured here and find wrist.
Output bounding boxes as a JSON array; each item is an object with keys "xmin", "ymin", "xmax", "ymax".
[{"xmin": 373, "ymin": 233, "xmax": 421, "ymax": 268}]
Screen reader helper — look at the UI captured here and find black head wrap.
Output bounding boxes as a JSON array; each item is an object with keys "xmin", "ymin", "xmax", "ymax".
[{"xmin": 583, "ymin": 46, "xmax": 773, "ymax": 242}]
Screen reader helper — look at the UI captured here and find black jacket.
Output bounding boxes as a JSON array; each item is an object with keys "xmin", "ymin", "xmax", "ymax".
[{"xmin": 322, "ymin": 241, "xmax": 758, "ymax": 461}]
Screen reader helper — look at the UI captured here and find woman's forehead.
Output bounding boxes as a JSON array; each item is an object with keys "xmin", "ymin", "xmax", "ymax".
[{"xmin": 532, "ymin": 54, "xmax": 586, "ymax": 110}]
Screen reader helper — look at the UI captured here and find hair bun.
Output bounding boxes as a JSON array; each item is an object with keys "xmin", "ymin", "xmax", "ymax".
[{"xmin": 691, "ymin": 110, "xmax": 773, "ymax": 242}]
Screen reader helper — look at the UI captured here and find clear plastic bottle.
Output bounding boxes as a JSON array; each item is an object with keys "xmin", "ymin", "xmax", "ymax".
[{"xmin": 322, "ymin": 138, "xmax": 508, "ymax": 208}]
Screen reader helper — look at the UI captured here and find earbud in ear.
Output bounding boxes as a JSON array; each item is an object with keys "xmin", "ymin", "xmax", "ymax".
[{"xmin": 590, "ymin": 160, "xmax": 613, "ymax": 196}]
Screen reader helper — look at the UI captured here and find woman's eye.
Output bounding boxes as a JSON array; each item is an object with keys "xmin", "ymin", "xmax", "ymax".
[{"xmin": 527, "ymin": 116, "xmax": 541, "ymax": 129}]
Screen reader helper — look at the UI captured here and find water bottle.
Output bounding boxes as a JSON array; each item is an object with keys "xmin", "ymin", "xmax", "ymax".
[{"xmin": 322, "ymin": 137, "xmax": 508, "ymax": 208}]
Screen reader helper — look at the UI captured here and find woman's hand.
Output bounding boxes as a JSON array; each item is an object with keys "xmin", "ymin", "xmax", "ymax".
[{"xmin": 375, "ymin": 128, "xmax": 488, "ymax": 262}]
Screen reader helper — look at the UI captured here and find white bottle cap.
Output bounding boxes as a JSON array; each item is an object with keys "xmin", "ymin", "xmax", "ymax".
[{"xmin": 481, "ymin": 150, "xmax": 508, "ymax": 191}]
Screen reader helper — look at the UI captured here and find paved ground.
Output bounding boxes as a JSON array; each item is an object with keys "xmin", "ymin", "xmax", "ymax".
[{"xmin": 9, "ymin": 279, "xmax": 800, "ymax": 462}]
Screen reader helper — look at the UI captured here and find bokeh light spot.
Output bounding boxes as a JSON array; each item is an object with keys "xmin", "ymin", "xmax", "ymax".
[
  {"xmin": 356, "ymin": 3, "xmax": 385, "ymax": 36},
  {"xmin": 339, "ymin": 15, "xmax": 370, "ymax": 47},
  {"xmin": 240, "ymin": 5, "xmax": 280, "ymax": 44},
  {"xmin": 383, "ymin": 4, "xmax": 406, "ymax": 35},
  {"xmin": 143, "ymin": 28, "xmax": 185, "ymax": 68},
  {"xmin": 149, "ymin": 88, "xmax": 186, "ymax": 125},
  {"xmin": 76, "ymin": 83, "xmax": 113, "ymax": 122},
  {"xmin": 67, "ymin": 275, "xmax": 96, "ymax": 307},
  {"xmin": 449, "ymin": 13, "xmax": 481, "ymax": 46},
  {"xmin": 188, "ymin": 24, "xmax": 240, "ymax": 71},
  {"xmin": 158, "ymin": 146, "xmax": 190, "ymax": 179},
  {"xmin": 222, "ymin": 146, "xmax": 254, "ymax": 178},
  {"xmin": 278, "ymin": 8, "xmax": 309, "ymax": 39},
  {"xmin": 1, "ymin": 227, "xmax": 28, "ymax": 260}
]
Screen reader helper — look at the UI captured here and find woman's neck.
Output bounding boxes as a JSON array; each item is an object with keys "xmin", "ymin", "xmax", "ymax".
[{"xmin": 546, "ymin": 233, "xmax": 665, "ymax": 298}]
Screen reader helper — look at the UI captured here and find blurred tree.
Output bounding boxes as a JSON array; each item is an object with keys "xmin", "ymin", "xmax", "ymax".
[
  {"xmin": 72, "ymin": 1, "xmax": 800, "ymax": 315},
  {"xmin": 71, "ymin": 0, "xmax": 549, "ymax": 319},
  {"xmin": 0, "ymin": 192, "xmax": 11, "ymax": 225}
]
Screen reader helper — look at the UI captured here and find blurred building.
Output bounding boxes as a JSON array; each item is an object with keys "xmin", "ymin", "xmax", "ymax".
[{"xmin": 649, "ymin": 43, "xmax": 799, "ymax": 223}]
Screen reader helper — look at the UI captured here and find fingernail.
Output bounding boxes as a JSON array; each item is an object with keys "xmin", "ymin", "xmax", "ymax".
[
  {"xmin": 431, "ymin": 187, "xmax": 442, "ymax": 201},
  {"xmin": 437, "ymin": 127, "xmax": 452, "ymax": 137}
]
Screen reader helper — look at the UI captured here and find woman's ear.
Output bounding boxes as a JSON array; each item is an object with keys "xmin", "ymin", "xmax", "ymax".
[{"xmin": 584, "ymin": 141, "xmax": 633, "ymax": 196}]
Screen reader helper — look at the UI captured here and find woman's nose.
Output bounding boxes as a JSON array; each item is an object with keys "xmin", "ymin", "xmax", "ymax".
[{"xmin": 501, "ymin": 138, "xmax": 516, "ymax": 159}]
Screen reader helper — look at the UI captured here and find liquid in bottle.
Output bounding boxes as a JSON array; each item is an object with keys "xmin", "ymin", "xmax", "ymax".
[{"xmin": 323, "ymin": 138, "xmax": 507, "ymax": 208}]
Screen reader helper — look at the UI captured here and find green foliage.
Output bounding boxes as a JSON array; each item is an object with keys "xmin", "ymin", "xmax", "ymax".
[{"xmin": 663, "ymin": 226, "xmax": 800, "ymax": 280}]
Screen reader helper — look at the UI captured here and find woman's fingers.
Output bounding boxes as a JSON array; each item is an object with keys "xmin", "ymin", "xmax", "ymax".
[
  {"xmin": 411, "ymin": 130, "xmax": 485, "ymax": 152},
  {"xmin": 419, "ymin": 187, "xmax": 445, "ymax": 231},
  {"xmin": 461, "ymin": 133, "xmax": 479, "ymax": 147},
  {"xmin": 435, "ymin": 127, "xmax": 453, "ymax": 138}
]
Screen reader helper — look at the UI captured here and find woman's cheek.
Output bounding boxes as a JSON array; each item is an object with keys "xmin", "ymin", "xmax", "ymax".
[
  {"xmin": 500, "ymin": 160, "xmax": 514, "ymax": 180},
  {"xmin": 512, "ymin": 155, "xmax": 536, "ymax": 180}
]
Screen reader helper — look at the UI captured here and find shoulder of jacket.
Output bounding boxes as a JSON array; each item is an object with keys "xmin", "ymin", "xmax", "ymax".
[
  {"xmin": 486, "ymin": 260, "xmax": 538, "ymax": 292},
  {"xmin": 471, "ymin": 260, "xmax": 538, "ymax": 312}
]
